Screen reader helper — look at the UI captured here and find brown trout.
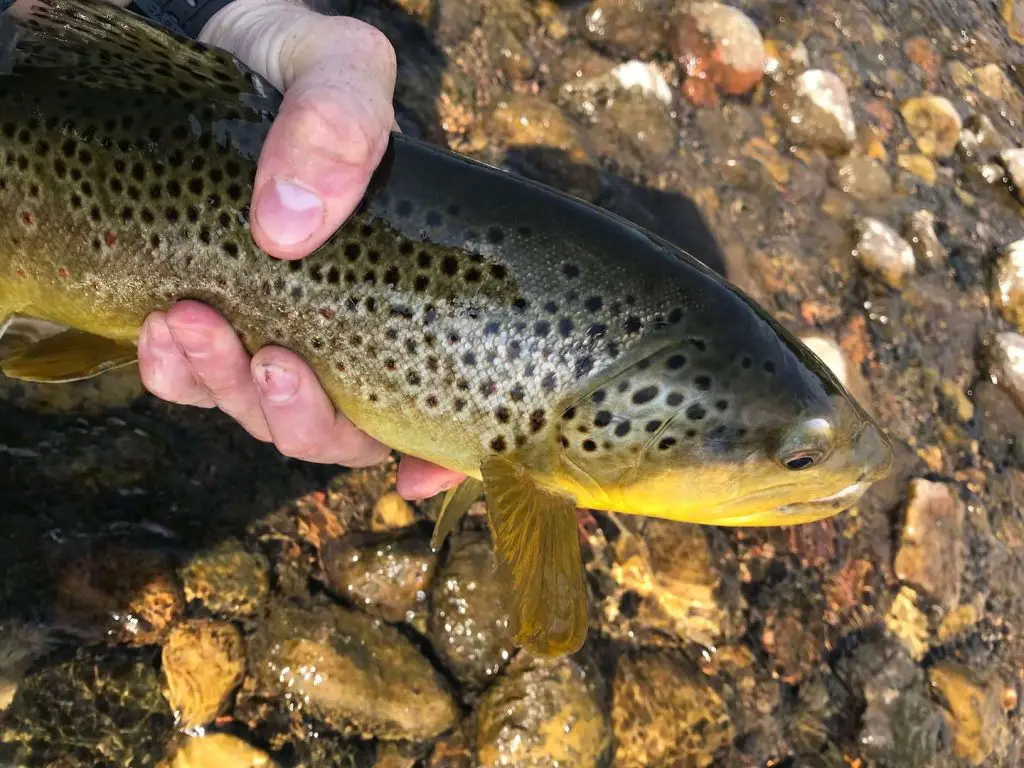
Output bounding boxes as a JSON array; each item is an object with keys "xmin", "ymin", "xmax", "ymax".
[{"xmin": 0, "ymin": 0, "xmax": 891, "ymax": 655}]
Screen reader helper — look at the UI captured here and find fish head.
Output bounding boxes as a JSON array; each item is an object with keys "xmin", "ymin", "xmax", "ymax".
[{"xmin": 554, "ymin": 311, "xmax": 892, "ymax": 527}]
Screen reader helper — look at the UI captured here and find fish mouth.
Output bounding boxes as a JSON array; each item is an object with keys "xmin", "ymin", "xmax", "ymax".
[
  {"xmin": 774, "ymin": 480, "xmax": 869, "ymax": 516},
  {"xmin": 709, "ymin": 479, "xmax": 870, "ymax": 527}
]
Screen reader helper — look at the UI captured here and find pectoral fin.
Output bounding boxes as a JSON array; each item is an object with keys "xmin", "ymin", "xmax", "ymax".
[
  {"xmin": 1, "ymin": 328, "xmax": 137, "ymax": 383},
  {"xmin": 480, "ymin": 455, "xmax": 589, "ymax": 656},
  {"xmin": 429, "ymin": 477, "xmax": 484, "ymax": 551}
]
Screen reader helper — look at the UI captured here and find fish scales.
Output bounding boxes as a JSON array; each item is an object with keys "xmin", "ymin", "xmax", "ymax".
[{"xmin": 0, "ymin": 0, "xmax": 892, "ymax": 657}]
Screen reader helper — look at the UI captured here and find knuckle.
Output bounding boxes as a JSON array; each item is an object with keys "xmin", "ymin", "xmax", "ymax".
[{"xmin": 274, "ymin": 431, "xmax": 322, "ymax": 461}]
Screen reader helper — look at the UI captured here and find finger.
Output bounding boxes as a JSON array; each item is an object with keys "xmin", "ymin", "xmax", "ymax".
[
  {"xmin": 251, "ymin": 346, "xmax": 391, "ymax": 466},
  {"xmin": 163, "ymin": 302, "xmax": 272, "ymax": 442},
  {"xmin": 200, "ymin": 3, "xmax": 396, "ymax": 258},
  {"xmin": 396, "ymin": 457, "xmax": 466, "ymax": 501},
  {"xmin": 138, "ymin": 312, "xmax": 216, "ymax": 409}
]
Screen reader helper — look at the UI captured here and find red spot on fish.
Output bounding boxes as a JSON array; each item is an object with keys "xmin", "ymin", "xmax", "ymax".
[
  {"xmin": 57, "ymin": 267, "xmax": 69, "ymax": 280},
  {"xmin": 21, "ymin": 211, "xmax": 34, "ymax": 226},
  {"xmin": 104, "ymin": 231, "xmax": 117, "ymax": 248},
  {"xmin": 15, "ymin": 267, "xmax": 26, "ymax": 278},
  {"xmin": 319, "ymin": 308, "xmax": 335, "ymax": 320}
]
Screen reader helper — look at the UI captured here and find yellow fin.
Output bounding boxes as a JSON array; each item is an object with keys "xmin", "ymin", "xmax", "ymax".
[
  {"xmin": 0, "ymin": 315, "xmax": 71, "ymax": 358},
  {"xmin": 1, "ymin": 329, "xmax": 137, "ymax": 383},
  {"xmin": 429, "ymin": 477, "xmax": 484, "ymax": 551},
  {"xmin": 481, "ymin": 455, "xmax": 588, "ymax": 657}
]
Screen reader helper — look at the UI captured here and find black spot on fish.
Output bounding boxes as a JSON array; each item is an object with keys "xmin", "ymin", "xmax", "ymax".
[
  {"xmin": 686, "ymin": 404, "xmax": 706, "ymax": 421},
  {"xmin": 562, "ymin": 263, "xmax": 580, "ymax": 279},
  {"xmin": 667, "ymin": 355, "xmax": 687, "ymax": 370},
  {"xmin": 764, "ymin": 360, "xmax": 776, "ymax": 374},
  {"xmin": 624, "ymin": 316, "xmax": 642, "ymax": 334},
  {"xmin": 695, "ymin": 376, "xmax": 711, "ymax": 391},
  {"xmin": 614, "ymin": 421, "xmax": 630, "ymax": 437},
  {"xmin": 594, "ymin": 411, "xmax": 612, "ymax": 427},
  {"xmin": 490, "ymin": 436, "xmax": 507, "ymax": 453},
  {"xmin": 632, "ymin": 386, "xmax": 658, "ymax": 405},
  {"xmin": 658, "ymin": 437, "xmax": 677, "ymax": 450},
  {"xmin": 582, "ymin": 439, "xmax": 597, "ymax": 452}
]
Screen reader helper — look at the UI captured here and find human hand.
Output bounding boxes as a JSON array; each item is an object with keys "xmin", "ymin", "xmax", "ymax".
[{"xmin": 131, "ymin": 0, "xmax": 465, "ymax": 498}]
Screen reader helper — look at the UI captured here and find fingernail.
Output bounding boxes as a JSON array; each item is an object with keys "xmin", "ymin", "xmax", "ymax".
[
  {"xmin": 144, "ymin": 317, "xmax": 176, "ymax": 355},
  {"xmin": 254, "ymin": 363, "xmax": 299, "ymax": 403},
  {"xmin": 256, "ymin": 177, "xmax": 324, "ymax": 247}
]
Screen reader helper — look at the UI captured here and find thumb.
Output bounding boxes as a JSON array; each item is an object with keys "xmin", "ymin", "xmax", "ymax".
[{"xmin": 200, "ymin": 0, "xmax": 397, "ymax": 259}]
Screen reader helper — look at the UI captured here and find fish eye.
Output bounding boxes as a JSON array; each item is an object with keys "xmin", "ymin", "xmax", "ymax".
[
  {"xmin": 782, "ymin": 452, "xmax": 820, "ymax": 471},
  {"xmin": 777, "ymin": 418, "xmax": 832, "ymax": 471}
]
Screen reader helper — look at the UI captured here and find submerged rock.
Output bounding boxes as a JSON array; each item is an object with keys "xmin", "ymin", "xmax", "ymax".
[
  {"xmin": 904, "ymin": 209, "xmax": 947, "ymax": 269},
  {"xmin": 900, "ymin": 94, "xmax": 962, "ymax": 158},
  {"xmin": 167, "ymin": 733, "xmax": 277, "ymax": 768},
  {"xmin": 987, "ymin": 330, "xmax": 1024, "ymax": 411},
  {"xmin": 53, "ymin": 540, "xmax": 184, "ymax": 646},
  {"xmin": 671, "ymin": 2, "xmax": 765, "ymax": 106},
  {"xmin": 161, "ymin": 619, "xmax": 246, "ymax": 729},
  {"xmin": 476, "ymin": 654, "xmax": 610, "ymax": 767},
  {"xmin": 773, "ymin": 69, "xmax": 856, "ymax": 154},
  {"xmin": 0, "ymin": 645, "xmax": 173, "ymax": 765},
  {"xmin": 179, "ymin": 538, "xmax": 270, "ymax": 618},
  {"xmin": 993, "ymin": 239, "xmax": 1024, "ymax": 332},
  {"xmin": 428, "ymin": 532, "xmax": 513, "ymax": 690},
  {"xmin": 893, "ymin": 479, "xmax": 965, "ymax": 612},
  {"xmin": 321, "ymin": 529, "xmax": 437, "ymax": 624},
  {"xmin": 371, "ymin": 492, "xmax": 417, "ymax": 533},
  {"xmin": 929, "ymin": 661, "xmax": 1009, "ymax": 765},
  {"xmin": 832, "ymin": 156, "xmax": 892, "ymax": 202},
  {"xmin": 582, "ymin": 0, "xmax": 670, "ymax": 59},
  {"xmin": 0, "ymin": 621, "xmax": 52, "ymax": 712},
  {"xmin": 885, "ymin": 586, "xmax": 930, "ymax": 660},
  {"xmin": 249, "ymin": 598, "xmax": 458, "ymax": 741},
  {"xmin": 853, "ymin": 217, "xmax": 916, "ymax": 289},
  {"xmin": 608, "ymin": 521, "xmax": 728, "ymax": 647},
  {"xmin": 611, "ymin": 652, "xmax": 733, "ymax": 767}
]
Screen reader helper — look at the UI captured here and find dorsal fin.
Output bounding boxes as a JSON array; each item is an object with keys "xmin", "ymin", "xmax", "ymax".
[{"xmin": 2, "ymin": 0, "xmax": 281, "ymax": 111}]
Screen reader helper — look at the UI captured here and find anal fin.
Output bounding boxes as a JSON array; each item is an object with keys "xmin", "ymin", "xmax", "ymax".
[
  {"xmin": 429, "ymin": 477, "xmax": 484, "ymax": 551},
  {"xmin": 1, "ymin": 328, "xmax": 137, "ymax": 382},
  {"xmin": 481, "ymin": 455, "xmax": 589, "ymax": 657}
]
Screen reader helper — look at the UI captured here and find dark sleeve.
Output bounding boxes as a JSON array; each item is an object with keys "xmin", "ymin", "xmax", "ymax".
[
  {"xmin": 0, "ymin": 0, "xmax": 16, "ymax": 13},
  {"xmin": 130, "ymin": 0, "xmax": 238, "ymax": 37}
]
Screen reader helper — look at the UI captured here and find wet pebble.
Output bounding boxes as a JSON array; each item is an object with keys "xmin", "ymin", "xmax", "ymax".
[
  {"xmin": 900, "ymin": 94, "xmax": 962, "ymax": 158},
  {"xmin": 0, "ymin": 645, "xmax": 173, "ymax": 765},
  {"xmin": 903, "ymin": 209, "xmax": 947, "ymax": 269},
  {"xmin": 321, "ymin": 530, "xmax": 437, "ymax": 624},
  {"xmin": 428, "ymin": 532, "xmax": 514, "ymax": 689},
  {"xmin": 958, "ymin": 113, "xmax": 1010, "ymax": 160},
  {"xmin": 476, "ymin": 654, "xmax": 610, "ymax": 767},
  {"xmin": 249, "ymin": 598, "xmax": 458, "ymax": 740},
  {"xmin": 773, "ymin": 69, "xmax": 856, "ymax": 154},
  {"xmin": 894, "ymin": 479, "xmax": 965, "ymax": 612},
  {"xmin": 986, "ymin": 331, "xmax": 1024, "ymax": 411},
  {"xmin": 844, "ymin": 637, "xmax": 949, "ymax": 763},
  {"xmin": 992, "ymin": 239, "xmax": 1024, "ymax": 332},
  {"xmin": 167, "ymin": 732, "xmax": 276, "ymax": 767},
  {"xmin": 612, "ymin": 652, "xmax": 733, "ymax": 767},
  {"xmin": 929, "ymin": 661, "xmax": 1010, "ymax": 765},
  {"xmin": 179, "ymin": 538, "xmax": 270, "ymax": 618},
  {"xmin": 853, "ymin": 217, "xmax": 916, "ymax": 289},
  {"xmin": 371, "ymin": 492, "xmax": 417, "ymax": 532},
  {"xmin": 582, "ymin": 0, "xmax": 670, "ymax": 59},
  {"xmin": 903, "ymin": 36, "xmax": 941, "ymax": 82},
  {"xmin": 609, "ymin": 521, "xmax": 727, "ymax": 646},
  {"xmin": 161, "ymin": 619, "xmax": 246, "ymax": 729},
  {"xmin": 671, "ymin": 2, "xmax": 765, "ymax": 106},
  {"xmin": 487, "ymin": 95, "xmax": 598, "ymax": 200},
  {"xmin": 997, "ymin": 147, "xmax": 1024, "ymax": 197},
  {"xmin": 896, "ymin": 153, "xmax": 937, "ymax": 185},
  {"xmin": 832, "ymin": 156, "xmax": 892, "ymax": 201},
  {"xmin": 53, "ymin": 540, "xmax": 184, "ymax": 646}
]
